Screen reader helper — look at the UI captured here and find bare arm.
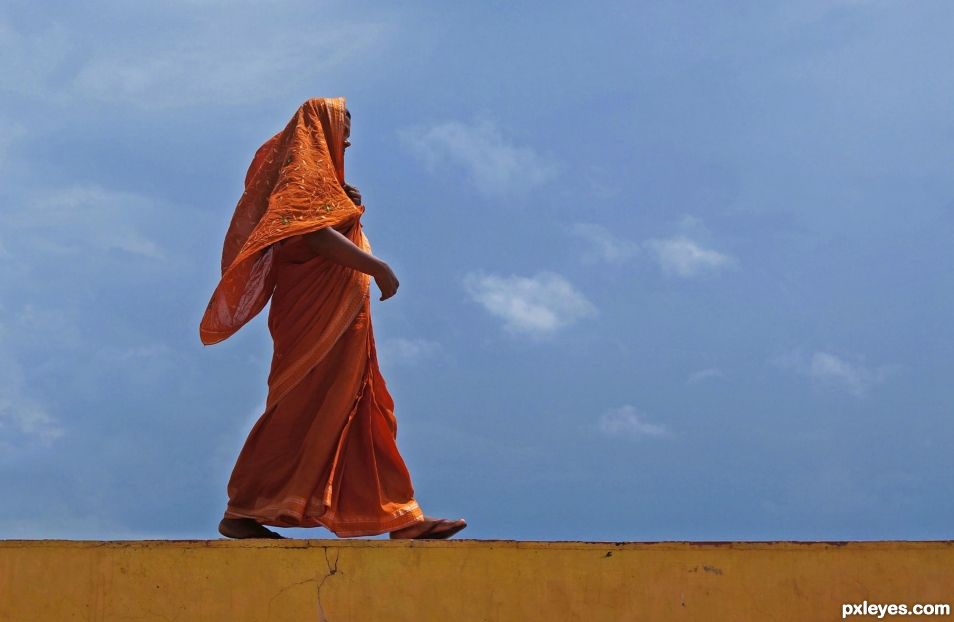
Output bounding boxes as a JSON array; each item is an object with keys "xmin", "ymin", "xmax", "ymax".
[{"xmin": 301, "ymin": 226, "xmax": 400, "ymax": 300}]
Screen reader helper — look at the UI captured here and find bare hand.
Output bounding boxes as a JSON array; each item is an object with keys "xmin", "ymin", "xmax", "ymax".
[
  {"xmin": 343, "ymin": 183, "xmax": 362, "ymax": 206},
  {"xmin": 373, "ymin": 261, "xmax": 399, "ymax": 301}
]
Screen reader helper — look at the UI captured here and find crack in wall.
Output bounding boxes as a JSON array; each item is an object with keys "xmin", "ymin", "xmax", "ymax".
[
  {"xmin": 316, "ymin": 546, "xmax": 341, "ymax": 622},
  {"xmin": 266, "ymin": 576, "xmax": 319, "ymax": 621},
  {"xmin": 263, "ymin": 547, "xmax": 342, "ymax": 622}
]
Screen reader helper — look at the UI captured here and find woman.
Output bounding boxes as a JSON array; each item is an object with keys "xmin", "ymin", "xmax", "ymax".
[{"xmin": 200, "ymin": 97, "xmax": 466, "ymax": 539}]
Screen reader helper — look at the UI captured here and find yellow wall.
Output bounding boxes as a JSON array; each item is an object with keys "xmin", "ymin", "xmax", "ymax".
[{"xmin": 2, "ymin": 539, "xmax": 952, "ymax": 621}]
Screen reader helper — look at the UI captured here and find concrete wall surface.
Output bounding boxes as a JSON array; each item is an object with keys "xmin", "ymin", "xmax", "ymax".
[{"xmin": 1, "ymin": 539, "xmax": 953, "ymax": 621}]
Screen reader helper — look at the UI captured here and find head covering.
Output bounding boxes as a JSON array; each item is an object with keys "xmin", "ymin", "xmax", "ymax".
[{"xmin": 200, "ymin": 97, "xmax": 363, "ymax": 345}]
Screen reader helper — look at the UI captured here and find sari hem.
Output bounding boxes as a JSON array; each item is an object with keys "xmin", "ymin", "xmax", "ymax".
[{"xmin": 223, "ymin": 499, "xmax": 423, "ymax": 536}]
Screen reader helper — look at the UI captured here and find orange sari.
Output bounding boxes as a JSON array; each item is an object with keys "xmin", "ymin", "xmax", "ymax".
[{"xmin": 200, "ymin": 97, "xmax": 424, "ymax": 536}]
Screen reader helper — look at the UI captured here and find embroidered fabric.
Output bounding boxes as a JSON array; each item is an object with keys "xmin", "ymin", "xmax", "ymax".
[{"xmin": 199, "ymin": 97, "xmax": 364, "ymax": 345}]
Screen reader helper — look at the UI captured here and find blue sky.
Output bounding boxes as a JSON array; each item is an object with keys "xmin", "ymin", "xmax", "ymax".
[{"xmin": 1, "ymin": 0, "xmax": 952, "ymax": 541}]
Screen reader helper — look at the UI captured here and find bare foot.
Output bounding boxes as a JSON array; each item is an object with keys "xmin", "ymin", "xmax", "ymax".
[
  {"xmin": 389, "ymin": 515, "xmax": 467, "ymax": 540},
  {"xmin": 218, "ymin": 517, "xmax": 286, "ymax": 539}
]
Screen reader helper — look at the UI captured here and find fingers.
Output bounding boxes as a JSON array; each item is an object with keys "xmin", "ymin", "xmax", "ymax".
[
  {"xmin": 378, "ymin": 277, "xmax": 399, "ymax": 301},
  {"xmin": 343, "ymin": 183, "xmax": 362, "ymax": 205},
  {"xmin": 373, "ymin": 261, "xmax": 398, "ymax": 300}
]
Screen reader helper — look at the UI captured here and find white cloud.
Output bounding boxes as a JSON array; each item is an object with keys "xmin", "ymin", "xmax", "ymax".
[
  {"xmin": 598, "ymin": 405, "xmax": 669, "ymax": 438},
  {"xmin": 808, "ymin": 351, "xmax": 889, "ymax": 397},
  {"xmin": 5, "ymin": 185, "xmax": 165, "ymax": 260},
  {"xmin": 569, "ymin": 223, "xmax": 640, "ymax": 264},
  {"xmin": 687, "ymin": 367, "xmax": 724, "ymax": 384},
  {"xmin": 0, "ymin": 395, "xmax": 62, "ymax": 446},
  {"xmin": 72, "ymin": 28, "xmax": 380, "ymax": 108},
  {"xmin": 643, "ymin": 235, "xmax": 736, "ymax": 278},
  {"xmin": 462, "ymin": 271, "xmax": 596, "ymax": 336},
  {"xmin": 0, "ymin": 336, "xmax": 63, "ymax": 448},
  {"xmin": 0, "ymin": 11, "xmax": 392, "ymax": 109},
  {"xmin": 377, "ymin": 337, "xmax": 442, "ymax": 366},
  {"xmin": 772, "ymin": 348, "xmax": 894, "ymax": 397},
  {"xmin": 568, "ymin": 219, "xmax": 735, "ymax": 278},
  {"xmin": 399, "ymin": 120, "xmax": 557, "ymax": 196}
]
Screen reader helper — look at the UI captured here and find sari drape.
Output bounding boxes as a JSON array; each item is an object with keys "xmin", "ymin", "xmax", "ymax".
[{"xmin": 199, "ymin": 97, "xmax": 424, "ymax": 536}]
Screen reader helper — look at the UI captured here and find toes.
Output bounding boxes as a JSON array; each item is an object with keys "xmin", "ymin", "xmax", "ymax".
[
  {"xmin": 419, "ymin": 518, "xmax": 467, "ymax": 539},
  {"xmin": 389, "ymin": 519, "xmax": 430, "ymax": 539}
]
